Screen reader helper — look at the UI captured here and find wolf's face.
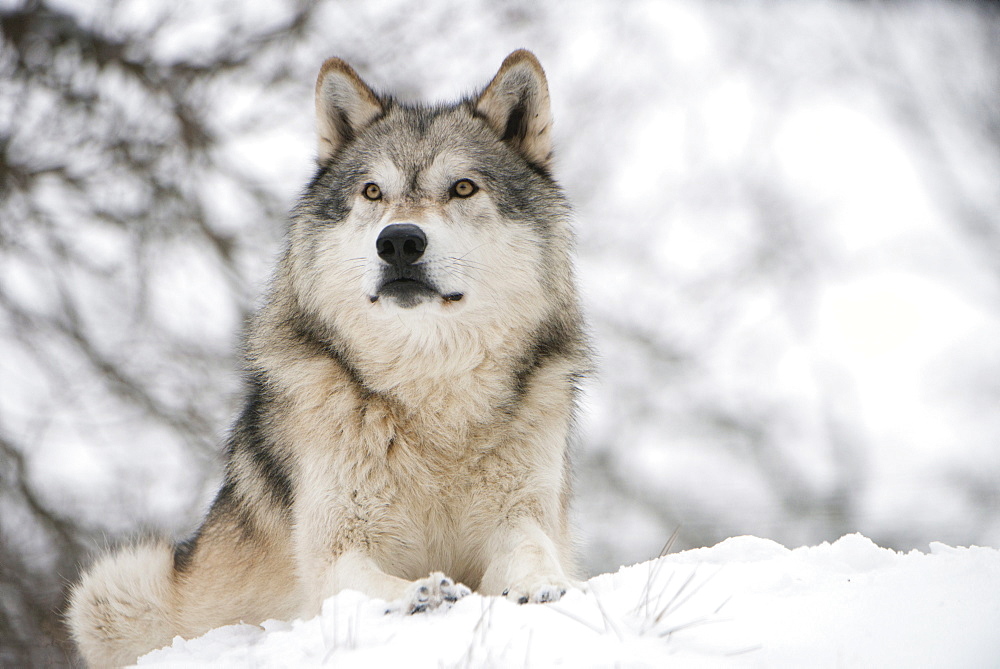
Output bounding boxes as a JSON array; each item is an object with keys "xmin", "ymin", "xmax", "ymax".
[
  {"xmin": 288, "ymin": 53, "xmax": 574, "ymax": 364},
  {"xmin": 300, "ymin": 107, "xmax": 555, "ymax": 314}
]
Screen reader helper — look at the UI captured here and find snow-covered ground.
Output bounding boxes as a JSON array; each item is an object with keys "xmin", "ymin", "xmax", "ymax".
[{"xmin": 138, "ymin": 534, "xmax": 1000, "ymax": 667}]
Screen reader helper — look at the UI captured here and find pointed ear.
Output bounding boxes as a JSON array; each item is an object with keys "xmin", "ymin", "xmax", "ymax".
[
  {"xmin": 475, "ymin": 50, "xmax": 553, "ymax": 169},
  {"xmin": 314, "ymin": 58, "xmax": 383, "ymax": 163}
]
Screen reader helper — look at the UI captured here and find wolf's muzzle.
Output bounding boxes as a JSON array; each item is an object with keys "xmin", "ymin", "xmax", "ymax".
[
  {"xmin": 377, "ymin": 224, "xmax": 426, "ymax": 268},
  {"xmin": 372, "ymin": 223, "xmax": 456, "ymax": 306}
]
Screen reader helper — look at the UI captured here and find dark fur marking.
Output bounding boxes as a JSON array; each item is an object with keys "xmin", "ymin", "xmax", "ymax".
[
  {"xmin": 233, "ymin": 376, "xmax": 295, "ymax": 511},
  {"xmin": 245, "ymin": 436, "xmax": 294, "ymax": 510},
  {"xmin": 412, "ymin": 107, "xmax": 433, "ymax": 137},
  {"xmin": 501, "ymin": 94, "xmax": 529, "ymax": 144},
  {"xmin": 213, "ymin": 478, "xmax": 259, "ymax": 542},
  {"xmin": 284, "ymin": 309, "xmax": 378, "ymax": 400},
  {"xmin": 522, "ymin": 157, "xmax": 554, "ymax": 181},
  {"xmin": 336, "ymin": 109, "xmax": 355, "ymax": 145},
  {"xmin": 306, "ymin": 163, "xmax": 330, "ymax": 190},
  {"xmin": 466, "ymin": 100, "xmax": 553, "ymax": 179},
  {"xmin": 366, "ymin": 99, "xmax": 393, "ymax": 127},
  {"xmin": 466, "ymin": 107, "xmax": 554, "ymax": 186},
  {"xmin": 303, "ymin": 165, "xmax": 356, "ymax": 223},
  {"xmin": 510, "ymin": 318, "xmax": 577, "ymax": 405},
  {"xmin": 176, "ymin": 477, "xmax": 258, "ymax": 576},
  {"xmin": 172, "ymin": 534, "xmax": 199, "ymax": 573},
  {"xmin": 314, "ymin": 103, "xmax": 391, "ymax": 170}
]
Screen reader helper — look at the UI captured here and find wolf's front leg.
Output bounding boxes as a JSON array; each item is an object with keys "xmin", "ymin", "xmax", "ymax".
[
  {"xmin": 480, "ymin": 520, "xmax": 576, "ymax": 604},
  {"xmin": 308, "ymin": 550, "xmax": 470, "ymax": 615}
]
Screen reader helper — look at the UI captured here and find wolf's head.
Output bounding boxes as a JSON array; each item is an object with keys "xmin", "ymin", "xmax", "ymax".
[{"xmin": 281, "ymin": 51, "xmax": 580, "ymax": 386}]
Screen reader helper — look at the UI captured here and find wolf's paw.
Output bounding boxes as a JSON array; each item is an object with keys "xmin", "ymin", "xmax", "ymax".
[
  {"xmin": 502, "ymin": 576, "xmax": 574, "ymax": 605},
  {"xmin": 397, "ymin": 572, "xmax": 471, "ymax": 614}
]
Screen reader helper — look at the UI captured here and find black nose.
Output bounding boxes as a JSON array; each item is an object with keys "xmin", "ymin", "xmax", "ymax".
[{"xmin": 376, "ymin": 224, "xmax": 426, "ymax": 266}]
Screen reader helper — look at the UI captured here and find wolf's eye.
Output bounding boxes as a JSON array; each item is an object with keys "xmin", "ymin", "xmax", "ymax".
[
  {"xmin": 450, "ymin": 179, "xmax": 478, "ymax": 199},
  {"xmin": 363, "ymin": 183, "xmax": 382, "ymax": 201}
]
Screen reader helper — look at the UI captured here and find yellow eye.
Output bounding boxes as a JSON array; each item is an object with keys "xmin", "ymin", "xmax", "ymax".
[
  {"xmin": 363, "ymin": 183, "xmax": 382, "ymax": 200},
  {"xmin": 450, "ymin": 179, "xmax": 478, "ymax": 199}
]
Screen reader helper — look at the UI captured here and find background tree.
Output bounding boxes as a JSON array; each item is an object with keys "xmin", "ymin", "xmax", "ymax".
[{"xmin": 0, "ymin": 1, "xmax": 317, "ymax": 664}]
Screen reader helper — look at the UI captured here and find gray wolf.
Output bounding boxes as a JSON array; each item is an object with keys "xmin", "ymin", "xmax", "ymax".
[{"xmin": 67, "ymin": 49, "xmax": 589, "ymax": 667}]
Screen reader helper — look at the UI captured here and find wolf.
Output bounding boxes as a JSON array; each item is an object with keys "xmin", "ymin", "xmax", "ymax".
[{"xmin": 67, "ymin": 49, "xmax": 589, "ymax": 667}]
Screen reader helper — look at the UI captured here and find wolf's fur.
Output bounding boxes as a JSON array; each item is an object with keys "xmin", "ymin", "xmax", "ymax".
[{"xmin": 67, "ymin": 49, "xmax": 589, "ymax": 667}]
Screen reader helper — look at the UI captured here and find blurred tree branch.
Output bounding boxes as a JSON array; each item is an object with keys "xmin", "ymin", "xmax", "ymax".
[{"xmin": 0, "ymin": 1, "xmax": 319, "ymax": 664}]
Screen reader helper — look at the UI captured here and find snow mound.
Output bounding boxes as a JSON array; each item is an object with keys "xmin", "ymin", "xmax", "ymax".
[{"xmin": 138, "ymin": 534, "xmax": 1000, "ymax": 667}]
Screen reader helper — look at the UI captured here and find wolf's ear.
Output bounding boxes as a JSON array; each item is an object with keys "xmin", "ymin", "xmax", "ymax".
[
  {"xmin": 315, "ymin": 58, "xmax": 383, "ymax": 163},
  {"xmin": 475, "ymin": 50, "xmax": 553, "ymax": 169}
]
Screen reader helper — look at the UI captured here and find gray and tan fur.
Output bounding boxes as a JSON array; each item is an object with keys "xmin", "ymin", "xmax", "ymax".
[{"xmin": 67, "ymin": 49, "xmax": 589, "ymax": 667}]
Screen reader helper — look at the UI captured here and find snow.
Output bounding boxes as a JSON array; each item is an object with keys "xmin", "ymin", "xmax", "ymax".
[{"xmin": 137, "ymin": 534, "xmax": 1000, "ymax": 667}]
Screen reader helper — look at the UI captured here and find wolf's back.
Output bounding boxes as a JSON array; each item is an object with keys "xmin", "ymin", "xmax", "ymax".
[{"xmin": 67, "ymin": 541, "xmax": 177, "ymax": 668}]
